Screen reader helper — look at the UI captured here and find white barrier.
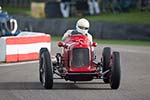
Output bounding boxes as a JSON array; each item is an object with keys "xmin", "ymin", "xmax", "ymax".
[{"xmin": 0, "ymin": 32, "xmax": 51, "ymax": 63}]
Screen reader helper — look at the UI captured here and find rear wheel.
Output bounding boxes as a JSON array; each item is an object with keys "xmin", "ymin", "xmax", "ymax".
[
  {"xmin": 102, "ymin": 47, "xmax": 111, "ymax": 83},
  {"xmin": 110, "ymin": 52, "xmax": 121, "ymax": 89},
  {"xmin": 39, "ymin": 48, "xmax": 53, "ymax": 89}
]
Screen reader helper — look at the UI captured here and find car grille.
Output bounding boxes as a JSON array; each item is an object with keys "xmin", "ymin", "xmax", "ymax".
[{"xmin": 72, "ymin": 48, "xmax": 89, "ymax": 67}]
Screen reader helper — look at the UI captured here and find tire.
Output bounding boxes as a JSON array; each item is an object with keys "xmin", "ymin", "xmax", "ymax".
[
  {"xmin": 39, "ymin": 48, "xmax": 53, "ymax": 89},
  {"xmin": 102, "ymin": 47, "xmax": 111, "ymax": 83},
  {"xmin": 110, "ymin": 52, "xmax": 121, "ymax": 89},
  {"xmin": 39, "ymin": 48, "xmax": 47, "ymax": 83}
]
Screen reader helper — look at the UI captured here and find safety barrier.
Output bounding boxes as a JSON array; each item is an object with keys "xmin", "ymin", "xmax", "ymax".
[{"xmin": 0, "ymin": 32, "xmax": 51, "ymax": 63}]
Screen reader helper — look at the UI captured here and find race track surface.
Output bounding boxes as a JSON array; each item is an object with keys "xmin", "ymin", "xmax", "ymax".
[{"xmin": 0, "ymin": 42, "xmax": 150, "ymax": 100}]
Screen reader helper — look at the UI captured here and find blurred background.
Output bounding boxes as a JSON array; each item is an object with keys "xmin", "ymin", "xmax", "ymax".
[
  {"xmin": 0, "ymin": 0, "xmax": 150, "ymax": 18},
  {"xmin": 0, "ymin": 0, "xmax": 150, "ymax": 41}
]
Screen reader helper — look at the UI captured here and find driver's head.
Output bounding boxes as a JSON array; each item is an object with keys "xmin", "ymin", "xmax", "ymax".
[
  {"xmin": 6, "ymin": 18, "xmax": 18, "ymax": 34},
  {"xmin": 76, "ymin": 18, "xmax": 90, "ymax": 35}
]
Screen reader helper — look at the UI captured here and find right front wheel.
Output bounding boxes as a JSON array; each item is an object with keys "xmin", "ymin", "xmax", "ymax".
[{"xmin": 110, "ymin": 52, "xmax": 121, "ymax": 89}]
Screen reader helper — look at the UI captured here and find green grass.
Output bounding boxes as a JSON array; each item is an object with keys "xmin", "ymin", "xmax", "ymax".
[
  {"xmin": 51, "ymin": 36, "xmax": 150, "ymax": 46},
  {"xmin": 2, "ymin": 6, "xmax": 150, "ymax": 24},
  {"xmin": 89, "ymin": 11, "xmax": 150, "ymax": 24},
  {"xmin": 64, "ymin": 10, "xmax": 150, "ymax": 24},
  {"xmin": 2, "ymin": 6, "xmax": 31, "ymax": 16},
  {"xmin": 94, "ymin": 39, "xmax": 150, "ymax": 46}
]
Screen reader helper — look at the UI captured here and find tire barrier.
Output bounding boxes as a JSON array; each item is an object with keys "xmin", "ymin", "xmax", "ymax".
[{"xmin": 0, "ymin": 32, "xmax": 51, "ymax": 63}]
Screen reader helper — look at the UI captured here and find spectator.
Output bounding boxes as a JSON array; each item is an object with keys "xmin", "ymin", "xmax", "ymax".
[
  {"xmin": 102, "ymin": 0, "xmax": 111, "ymax": 13},
  {"xmin": 60, "ymin": 0, "xmax": 71, "ymax": 18},
  {"xmin": 111, "ymin": 0, "xmax": 122, "ymax": 13},
  {"xmin": 75, "ymin": 0, "xmax": 89, "ymax": 16},
  {"xmin": 139, "ymin": 0, "xmax": 150, "ymax": 11},
  {"xmin": 88, "ymin": 0, "xmax": 100, "ymax": 15},
  {"xmin": 119, "ymin": 0, "xmax": 132, "ymax": 12}
]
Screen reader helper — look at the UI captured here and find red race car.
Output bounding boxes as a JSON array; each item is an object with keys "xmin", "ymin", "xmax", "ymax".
[{"xmin": 39, "ymin": 35, "xmax": 121, "ymax": 89}]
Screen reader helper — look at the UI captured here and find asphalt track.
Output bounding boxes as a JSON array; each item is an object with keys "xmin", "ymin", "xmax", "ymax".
[{"xmin": 0, "ymin": 42, "xmax": 150, "ymax": 100}]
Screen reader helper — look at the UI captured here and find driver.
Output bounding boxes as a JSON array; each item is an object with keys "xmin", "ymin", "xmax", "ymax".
[
  {"xmin": 0, "ymin": 6, "xmax": 18, "ymax": 36},
  {"xmin": 62, "ymin": 18, "xmax": 93, "ymax": 43}
]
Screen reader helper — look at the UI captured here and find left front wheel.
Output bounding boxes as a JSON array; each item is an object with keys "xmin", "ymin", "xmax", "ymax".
[{"xmin": 39, "ymin": 48, "xmax": 53, "ymax": 89}]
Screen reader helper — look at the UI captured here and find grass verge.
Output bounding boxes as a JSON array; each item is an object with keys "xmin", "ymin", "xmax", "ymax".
[
  {"xmin": 2, "ymin": 6, "xmax": 31, "ymax": 16},
  {"xmin": 64, "ymin": 10, "xmax": 150, "ymax": 24},
  {"xmin": 2, "ymin": 6, "xmax": 150, "ymax": 24},
  {"xmin": 51, "ymin": 36, "xmax": 150, "ymax": 46}
]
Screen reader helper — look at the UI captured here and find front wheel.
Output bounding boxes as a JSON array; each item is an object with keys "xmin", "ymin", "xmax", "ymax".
[
  {"xmin": 39, "ymin": 48, "xmax": 53, "ymax": 89},
  {"xmin": 102, "ymin": 47, "xmax": 111, "ymax": 83},
  {"xmin": 110, "ymin": 52, "xmax": 121, "ymax": 89}
]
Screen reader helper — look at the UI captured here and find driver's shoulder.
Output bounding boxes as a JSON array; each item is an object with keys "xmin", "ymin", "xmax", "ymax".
[
  {"xmin": 66, "ymin": 29, "xmax": 74, "ymax": 33},
  {"xmin": 86, "ymin": 32, "xmax": 92, "ymax": 37}
]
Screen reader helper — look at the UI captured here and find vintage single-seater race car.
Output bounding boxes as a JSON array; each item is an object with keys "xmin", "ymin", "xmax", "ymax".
[{"xmin": 39, "ymin": 34, "xmax": 121, "ymax": 89}]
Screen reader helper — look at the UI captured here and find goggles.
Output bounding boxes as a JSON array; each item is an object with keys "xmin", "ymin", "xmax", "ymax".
[{"xmin": 78, "ymin": 26, "xmax": 89, "ymax": 30}]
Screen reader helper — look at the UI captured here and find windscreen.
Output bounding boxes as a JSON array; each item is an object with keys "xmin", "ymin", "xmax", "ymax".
[{"xmin": 72, "ymin": 48, "xmax": 89, "ymax": 67}]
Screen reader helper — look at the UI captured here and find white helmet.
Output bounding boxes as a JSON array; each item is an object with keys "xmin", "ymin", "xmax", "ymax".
[
  {"xmin": 9, "ymin": 19, "xmax": 18, "ymax": 34},
  {"xmin": 76, "ymin": 18, "xmax": 90, "ymax": 35},
  {"xmin": 4, "ymin": 19, "xmax": 18, "ymax": 35}
]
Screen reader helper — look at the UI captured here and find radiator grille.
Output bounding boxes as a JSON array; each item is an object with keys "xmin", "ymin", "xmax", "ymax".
[{"xmin": 72, "ymin": 48, "xmax": 89, "ymax": 67}]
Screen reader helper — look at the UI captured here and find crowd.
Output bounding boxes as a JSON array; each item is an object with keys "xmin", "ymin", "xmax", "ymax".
[
  {"xmin": 60, "ymin": 0, "xmax": 100, "ymax": 18},
  {"xmin": 59, "ymin": 0, "xmax": 150, "ymax": 18},
  {"xmin": 137, "ymin": 0, "xmax": 150, "ymax": 11}
]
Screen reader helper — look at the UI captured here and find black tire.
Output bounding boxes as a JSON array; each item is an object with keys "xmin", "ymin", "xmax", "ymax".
[
  {"xmin": 39, "ymin": 48, "xmax": 47, "ymax": 83},
  {"xmin": 102, "ymin": 47, "xmax": 111, "ymax": 83},
  {"xmin": 39, "ymin": 48, "xmax": 53, "ymax": 89},
  {"xmin": 110, "ymin": 52, "xmax": 121, "ymax": 89}
]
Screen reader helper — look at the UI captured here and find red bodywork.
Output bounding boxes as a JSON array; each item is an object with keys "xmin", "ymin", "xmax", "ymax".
[{"xmin": 58, "ymin": 35, "xmax": 98, "ymax": 81}]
